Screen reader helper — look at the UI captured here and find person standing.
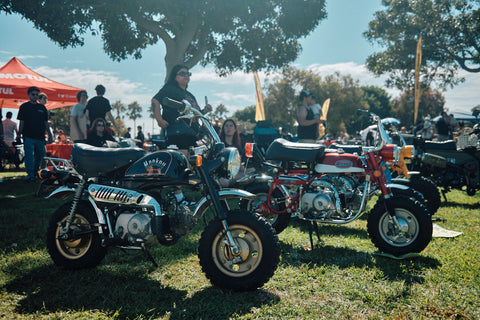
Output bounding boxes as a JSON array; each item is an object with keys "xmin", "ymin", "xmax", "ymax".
[
  {"xmin": 123, "ymin": 127, "xmax": 132, "ymax": 138},
  {"xmin": 70, "ymin": 90, "xmax": 88, "ymax": 143},
  {"xmin": 2, "ymin": 111, "xmax": 18, "ymax": 148},
  {"xmin": 86, "ymin": 84, "xmax": 120, "ymax": 134},
  {"xmin": 151, "ymin": 64, "xmax": 212, "ymax": 204},
  {"xmin": 435, "ymin": 111, "xmax": 450, "ymax": 141},
  {"xmin": 17, "ymin": 86, "xmax": 52, "ymax": 182},
  {"xmin": 296, "ymin": 90, "xmax": 320, "ymax": 143},
  {"xmin": 136, "ymin": 125, "xmax": 145, "ymax": 148},
  {"xmin": 152, "ymin": 64, "xmax": 212, "ymax": 149}
]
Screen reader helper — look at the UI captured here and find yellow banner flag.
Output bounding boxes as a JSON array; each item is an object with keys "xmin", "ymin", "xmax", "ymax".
[
  {"xmin": 254, "ymin": 72, "xmax": 265, "ymax": 122},
  {"xmin": 319, "ymin": 98, "xmax": 330, "ymax": 138},
  {"xmin": 414, "ymin": 36, "xmax": 422, "ymax": 124}
]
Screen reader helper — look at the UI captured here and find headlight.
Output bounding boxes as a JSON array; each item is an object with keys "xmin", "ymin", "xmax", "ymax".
[
  {"xmin": 380, "ymin": 144, "xmax": 400, "ymax": 163},
  {"xmin": 225, "ymin": 147, "xmax": 241, "ymax": 179}
]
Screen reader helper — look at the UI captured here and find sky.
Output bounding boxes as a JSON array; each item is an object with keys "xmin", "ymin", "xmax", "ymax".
[{"xmin": 1, "ymin": 0, "xmax": 479, "ymax": 135}]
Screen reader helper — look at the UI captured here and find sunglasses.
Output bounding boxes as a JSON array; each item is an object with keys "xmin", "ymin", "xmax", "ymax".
[
  {"xmin": 97, "ymin": 123, "xmax": 105, "ymax": 127},
  {"xmin": 177, "ymin": 71, "xmax": 192, "ymax": 77},
  {"xmin": 30, "ymin": 92, "xmax": 39, "ymax": 96}
]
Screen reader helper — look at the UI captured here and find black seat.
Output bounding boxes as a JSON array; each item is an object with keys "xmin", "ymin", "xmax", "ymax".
[
  {"xmin": 329, "ymin": 143, "xmax": 363, "ymax": 155},
  {"xmin": 265, "ymin": 138, "xmax": 325, "ymax": 162},
  {"xmin": 71, "ymin": 143, "xmax": 145, "ymax": 177},
  {"xmin": 424, "ymin": 140, "xmax": 456, "ymax": 151}
]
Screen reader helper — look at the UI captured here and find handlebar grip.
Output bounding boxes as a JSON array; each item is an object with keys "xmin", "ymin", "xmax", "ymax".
[
  {"xmin": 357, "ymin": 109, "xmax": 370, "ymax": 116},
  {"xmin": 162, "ymin": 97, "xmax": 186, "ymax": 112}
]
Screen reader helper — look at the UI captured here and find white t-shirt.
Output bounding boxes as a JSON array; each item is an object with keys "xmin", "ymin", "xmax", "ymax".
[
  {"xmin": 2, "ymin": 118, "xmax": 17, "ymax": 146},
  {"xmin": 310, "ymin": 103, "xmax": 322, "ymax": 117},
  {"xmin": 70, "ymin": 103, "xmax": 87, "ymax": 141}
]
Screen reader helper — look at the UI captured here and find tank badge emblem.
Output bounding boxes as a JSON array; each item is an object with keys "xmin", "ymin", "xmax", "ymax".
[
  {"xmin": 144, "ymin": 158, "xmax": 167, "ymax": 175},
  {"xmin": 335, "ymin": 159, "xmax": 352, "ymax": 168}
]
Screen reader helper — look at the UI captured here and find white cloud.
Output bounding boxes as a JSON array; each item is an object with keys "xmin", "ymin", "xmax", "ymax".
[{"xmin": 34, "ymin": 65, "xmax": 151, "ymax": 107}]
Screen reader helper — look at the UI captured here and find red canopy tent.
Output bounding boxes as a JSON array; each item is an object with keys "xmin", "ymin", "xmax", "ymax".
[{"xmin": 0, "ymin": 57, "xmax": 84, "ymax": 110}]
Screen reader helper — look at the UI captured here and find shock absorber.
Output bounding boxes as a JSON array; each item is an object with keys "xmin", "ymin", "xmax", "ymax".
[{"xmin": 59, "ymin": 179, "xmax": 86, "ymax": 238}]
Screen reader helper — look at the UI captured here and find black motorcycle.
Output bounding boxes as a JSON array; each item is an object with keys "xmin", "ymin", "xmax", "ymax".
[
  {"xmin": 0, "ymin": 140, "xmax": 24, "ymax": 170},
  {"xmin": 411, "ymin": 133, "xmax": 480, "ymax": 200},
  {"xmin": 38, "ymin": 98, "xmax": 280, "ymax": 291}
]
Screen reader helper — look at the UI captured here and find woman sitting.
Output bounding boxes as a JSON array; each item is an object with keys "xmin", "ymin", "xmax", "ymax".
[{"xmin": 86, "ymin": 118, "xmax": 116, "ymax": 147}]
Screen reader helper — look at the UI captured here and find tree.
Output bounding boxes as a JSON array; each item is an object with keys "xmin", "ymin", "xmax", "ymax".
[
  {"xmin": 364, "ymin": 0, "xmax": 480, "ymax": 90},
  {"xmin": 126, "ymin": 101, "xmax": 143, "ymax": 129},
  {"xmin": 360, "ymin": 86, "xmax": 392, "ymax": 118},
  {"xmin": 1, "ymin": 0, "xmax": 327, "ymax": 76},
  {"xmin": 262, "ymin": 67, "xmax": 367, "ymax": 135},
  {"xmin": 208, "ymin": 104, "xmax": 229, "ymax": 121},
  {"xmin": 234, "ymin": 105, "xmax": 256, "ymax": 124},
  {"xmin": 391, "ymin": 88, "xmax": 445, "ymax": 128},
  {"xmin": 111, "ymin": 100, "xmax": 127, "ymax": 119}
]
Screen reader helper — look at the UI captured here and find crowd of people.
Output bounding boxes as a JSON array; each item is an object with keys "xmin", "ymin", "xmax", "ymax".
[{"xmin": 0, "ymin": 65, "xmax": 472, "ymax": 187}]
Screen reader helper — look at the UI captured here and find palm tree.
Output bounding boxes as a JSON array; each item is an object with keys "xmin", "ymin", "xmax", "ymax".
[
  {"xmin": 127, "ymin": 101, "xmax": 143, "ymax": 129},
  {"xmin": 111, "ymin": 100, "xmax": 126, "ymax": 119}
]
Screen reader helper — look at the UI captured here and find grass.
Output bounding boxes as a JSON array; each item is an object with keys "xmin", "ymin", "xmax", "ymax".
[{"xmin": 1, "ymin": 168, "xmax": 479, "ymax": 319}]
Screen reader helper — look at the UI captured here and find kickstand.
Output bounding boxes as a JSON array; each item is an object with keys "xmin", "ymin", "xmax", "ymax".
[
  {"xmin": 441, "ymin": 189, "xmax": 448, "ymax": 203},
  {"xmin": 142, "ymin": 244, "xmax": 158, "ymax": 268},
  {"xmin": 307, "ymin": 221, "xmax": 323, "ymax": 249}
]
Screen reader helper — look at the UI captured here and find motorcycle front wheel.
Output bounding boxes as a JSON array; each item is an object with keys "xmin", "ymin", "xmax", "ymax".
[
  {"xmin": 198, "ymin": 210, "xmax": 280, "ymax": 291},
  {"xmin": 46, "ymin": 201, "xmax": 107, "ymax": 269},
  {"xmin": 367, "ymin": 196, "xmax": 432, "ymax": 256},
  {"xmin": 240, "ymin": 182, "xmax": 290, "ymax": 234}
]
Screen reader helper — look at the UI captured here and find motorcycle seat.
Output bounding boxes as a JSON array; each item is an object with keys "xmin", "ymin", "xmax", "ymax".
[
  {"xmin": 265, "ymin": 138, "xmax": 325, "ymax": 162},
  {"xmin": 424, "ymin": 140, "xmax": 456, "ymax": 150},
  {"xmin": 328, "ymin": 143, "xmax": 363, "ymax": 155},
  {"xmin": 71, "ymin": 143, "xmax": 146, "ymax": 177}
]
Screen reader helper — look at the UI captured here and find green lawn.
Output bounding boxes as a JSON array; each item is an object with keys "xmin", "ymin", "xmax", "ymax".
[{"xmin": 1, "ymin": 170, "xmax": 479, "ymax": 319}]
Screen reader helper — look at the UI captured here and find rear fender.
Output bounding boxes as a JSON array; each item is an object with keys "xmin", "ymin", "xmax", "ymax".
[
  {"xmin": 43, "ymin": 185, "xmax": 107, "ymax": 226},
  {"xmin": 41, "ymin": 185, "xmax": 76, "ymax": 199},
  {"xmin": 193, "ymin": 189, "xmax": 255, "ymax": 218}
]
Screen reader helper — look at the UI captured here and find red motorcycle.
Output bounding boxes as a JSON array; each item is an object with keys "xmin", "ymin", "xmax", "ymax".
[{"xmin": 243, "ymin": 110, "xmax": 432, "ymax": 256}]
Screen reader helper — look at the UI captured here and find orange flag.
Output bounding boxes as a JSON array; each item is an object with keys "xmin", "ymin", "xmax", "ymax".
[
  {"xmin": 254, "ymin": 72, "xmax": 265, "ymax": 121},
  {"xmin": 414, "ymin": 36, "xmax": 422, "ymax": 124}
]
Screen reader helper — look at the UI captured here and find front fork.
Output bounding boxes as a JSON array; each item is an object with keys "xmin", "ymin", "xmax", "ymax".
[
  {"xmin": 365, "ymin": 152, "xmax": 402, "ymax": 230},
  {"xmin": 196, "ymin": 164, "xmax": 240, "ymax": 255}
]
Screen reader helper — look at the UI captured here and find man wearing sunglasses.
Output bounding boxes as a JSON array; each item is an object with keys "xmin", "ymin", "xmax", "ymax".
[{"xmin": 17, "ymin": 86, "xmax": 52, "ymax": 182}]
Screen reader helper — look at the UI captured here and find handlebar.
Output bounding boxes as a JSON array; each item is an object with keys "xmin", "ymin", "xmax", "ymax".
[{"xmin": 358, "ymin": 109, "xmax": 389, "ymax": 153}]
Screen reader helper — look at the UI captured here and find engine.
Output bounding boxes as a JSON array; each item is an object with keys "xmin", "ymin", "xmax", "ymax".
[
  {"xmin": 113, "ymin": 192, "xmax": 197, "ymax": 247},
  {"xmin": 299, "ymin": 176, "xmax": 362, "ymax": 221},
  {"xmin": 115, "ymin": 211, "xmax": 156, "ymax": 245}
]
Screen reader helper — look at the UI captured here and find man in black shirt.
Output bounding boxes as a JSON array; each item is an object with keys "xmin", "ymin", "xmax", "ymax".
[
  {"xmin": 136, "ymin": 125, "xmax": 145, "ymax": 148},
  {"xmin": 17, "ymin": 86, "xmax": 52, "ymax": 182},
  {"xmin": 86, "ymin": 84, "xmax": 120, "ymax": 134}
]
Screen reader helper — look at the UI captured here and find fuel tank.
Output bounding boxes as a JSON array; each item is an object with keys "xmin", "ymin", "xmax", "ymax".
[
  {"xmin": 315, "ymin": 152, "xmax": 365, "ymax": 173},
  {"xmin": 124, "ymin": 149, "xmax": 189, "ymax": 182}
]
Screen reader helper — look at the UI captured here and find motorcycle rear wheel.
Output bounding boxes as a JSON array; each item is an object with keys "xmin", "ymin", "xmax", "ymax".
[
  {"xmin": 198, "ymin": 210, "xmax": 280, "ymax": 291},
  {"xmin": 47, "ymin": 201, "xmax": 107, "ymax": 269},
  {"xmin": 240, "ymin": 183, "xmax": 290, "ymax": 234},
  {"xmin": 407, "ymin": 176, "xmax": 441, "ymax": 215},
  {"xmin": 367, "ymin": 196, "xmax": 432, "ymax": 256}
]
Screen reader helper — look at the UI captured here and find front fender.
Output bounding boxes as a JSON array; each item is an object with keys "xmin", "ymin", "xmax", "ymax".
[
  {"xmin": 387, "ymin": 183, "xmax": 410, "ymax": 191},
  {"xmin": 193, "ymin": 189, "xmax": 255, "ymax": 218}
]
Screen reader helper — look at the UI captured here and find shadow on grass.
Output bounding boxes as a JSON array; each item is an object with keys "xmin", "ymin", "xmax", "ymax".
[
  {"xmin": 5, "ymin": 264, "xmax": 279, "ymax": 319},
  {"xmin": 440, "ymin": 201, "xmax": 480, "ymax": 209},
  {"xmin": 289, "ymin": 218, "xmax": 369, "ymax": 239},
  {"xmin": 278, "ymin": 240, "xmax": 441, "ymax": 282}
]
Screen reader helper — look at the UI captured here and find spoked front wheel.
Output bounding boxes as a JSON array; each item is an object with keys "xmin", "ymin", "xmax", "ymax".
[
  {"xmin": 198, "ymin": 210, "xmax": 280, "ymax": 291},
  {"xmin": 367, "ymin": 196, "xmax": 432, "ymax": 256}
]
